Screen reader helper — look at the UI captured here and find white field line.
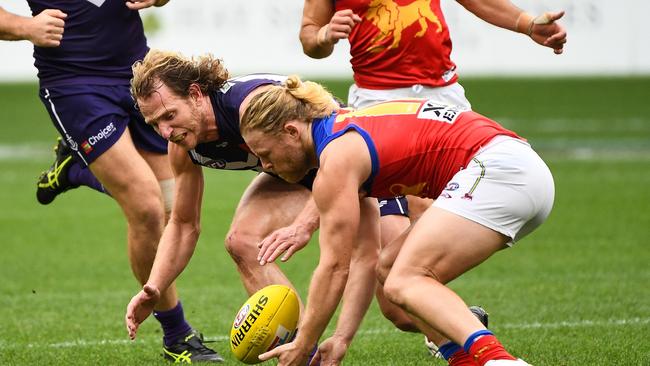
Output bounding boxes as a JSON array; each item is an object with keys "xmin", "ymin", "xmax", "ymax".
[{"xmin": 1, "ymin": 317, "xmax": 648, "ymax": 350}]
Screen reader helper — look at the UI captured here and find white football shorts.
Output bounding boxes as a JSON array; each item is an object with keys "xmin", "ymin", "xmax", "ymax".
[
  {"xmin": 348, "ymin": 82, "xmax": 472, "ymax": 110},
  {"xmin": 433, "ymin": 136, "xmax": 555, "ymax": 244}
]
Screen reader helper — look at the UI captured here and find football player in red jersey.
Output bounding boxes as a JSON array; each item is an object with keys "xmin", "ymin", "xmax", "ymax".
[
  {"xmin": 295, "ymin": 0, "xmax": 566, "ymax": 358},
  {"xmin": 241, "ymin": 76, "xmax": 554, "ymax": 366}
]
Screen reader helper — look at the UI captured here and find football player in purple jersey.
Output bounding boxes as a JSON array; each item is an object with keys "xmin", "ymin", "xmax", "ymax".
[
  {"xmin": 124, "ymin": 49, "xmax": 378, "ymax": 365},
  {"xmin": 0, "ymin": 2, "xmax": 222, "ymax": 362}
]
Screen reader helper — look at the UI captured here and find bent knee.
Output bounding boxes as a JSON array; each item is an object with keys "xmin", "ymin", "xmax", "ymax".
[
  {"xmin": 380, "ymin": 306, "xmax": 419, "ymax": 332},
  {"xmin": 122, "ymin": 191, "xmax": 165, "ymax": 228},
  {"xmin": 376, "ymin": 250, "xmax": 396, "ymax": 285},
  {"xmin": 383, "ymin": 275, "xmax": 408, "ymax": 308},
  {"xmin": 225, "ymin": 227, "xmax": 261, "ymax": 263}
]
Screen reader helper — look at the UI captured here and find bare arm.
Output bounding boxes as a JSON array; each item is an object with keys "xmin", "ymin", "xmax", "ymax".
[
  {"xmin": 146, "ymin": 144, "xmax": 204, "ymax": 293},
  {"xmin": 300, "ymin": 0, "xmax": 361, "ymax": 59},
  {"xmin": 318, "ymin": 197, "xmax": 380, "ymax": 365},
  {"xmin": 259, "ymin": 131, "xmax": 373, "ymax": 365},
  {"xmin": 0, "ymin": 6, "xmax": 66, "ymax": 47},
  {"xmin": 126, "ymin": 144, "xmax": 204, "ymax": 339},
  {"xmin": 456, "ymin": 0, "xmax": 567, "ymax": 54}
]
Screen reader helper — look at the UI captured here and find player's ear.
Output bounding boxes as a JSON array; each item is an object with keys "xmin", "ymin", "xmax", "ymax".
[
  {"xmin": 284, "ymin": 121, "xmax": 300, "ymax": 139},
  {"xmin": 188, "ymin": 83, "xmax": 202, "ymax": 103}
]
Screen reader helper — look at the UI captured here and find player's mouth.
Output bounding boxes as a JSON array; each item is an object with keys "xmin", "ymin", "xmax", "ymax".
[{"xmin": 169, "ymin": 133, "xmax": 186, "ymax": 143}]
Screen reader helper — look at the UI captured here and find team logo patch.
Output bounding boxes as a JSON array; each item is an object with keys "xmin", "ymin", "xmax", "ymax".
[
  {"xmin": 65, "ymin": 135, "xmax": 78, "ymax": 151},
  {"xmin": 389, "ymin": 182, "xmax": 428, "ymax": 197},
  {"xmin": 233, "ymin": 304, "xmax": 250, "ymax": 329},
  {"xmin": 206, "ymin": 159, "xmax": 227, "ymax": 169},
  {"xmin": 445, "ymin": 182, "xmax": 459, "ymax": 191},
  {"xmin": 81, "ymin": 141, "xmax": 93, "ymax": 154},
  {"xmin": 417, "ymin": 101, "xmax": 462, "ymax": 124}
]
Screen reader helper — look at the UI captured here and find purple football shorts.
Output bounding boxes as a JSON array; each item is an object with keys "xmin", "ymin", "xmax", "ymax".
[
  {"xmin": 39, "ymin": 83, "xmax": 167, "ymax": 167},
  {"xmin": 378, "ymin": 196, "xmax": 409, "ymax": 217}
]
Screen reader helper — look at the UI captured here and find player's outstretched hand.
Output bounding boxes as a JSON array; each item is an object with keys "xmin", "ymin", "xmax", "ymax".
[
  {"xmin": 257, "ymin": 224, "xmax": 312, "ymax": 265},
  {"xmin": 125, "ymin": 284, "xmax": 160, "ymax": 340},
  {"xmin": 530, "ymin": 11, "xmax": 567, "ymax": 54},
  {"xmin": 316, "ymin": 336, "xmax": 348, "ymax": 366},
  {"xmin": 28, "ymin": 9, "xmax": 66, "ymax": 47},
  {"xmin": 259, "ymin": 341, "xmax": 309, "ymax": 366}
]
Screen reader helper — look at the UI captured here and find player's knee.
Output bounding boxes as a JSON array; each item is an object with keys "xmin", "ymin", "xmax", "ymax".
[
  {"xmin": 122, "ymin": 189, "xmax": 165, "ymax": 229},
  {"xmin": 225, "ymin": 227, "xmax": 258, "ymax": 264},
  {"xmin": 375, "ymin": 249, "xmax": 395, "ymax": 285},
  {"xmin": 383, "ymin": 273, "xmax": 410, "ymax": 308},
  {"xmin": 381, "ymin": 307, "xmax": 419, "ymax": 332}
]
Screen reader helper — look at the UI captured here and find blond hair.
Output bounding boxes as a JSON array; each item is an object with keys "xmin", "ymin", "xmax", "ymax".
[
  {"xmin": 240, "ymin": 75, "xmax": 338, "ymax": 135},
  {"xmin": 131, "ymin": 49, "xmax": 229, "ymax": 100}
]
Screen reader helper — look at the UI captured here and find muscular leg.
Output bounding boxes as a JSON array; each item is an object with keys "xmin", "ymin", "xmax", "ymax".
[
  {"xmin": 375, "ymin": 214, "xmax": 418, "ymax": 331},
  {"xmin": 225, "ymin": 173, "xmax": 311, "ymax": 295},
  {"xmin": 383, "ymin": 206, "xmax": 509, "ymax": 345},
  {"xmin": 374, "ymin": 195, "xmax": 433, "ymax": 332},
  {"xmin": 405, "ymin": 195, "xmax": 433, "ymax": 221},
  {"xmin": 89, "ymin": 129, "xmax": 177, "ymax": 311}
]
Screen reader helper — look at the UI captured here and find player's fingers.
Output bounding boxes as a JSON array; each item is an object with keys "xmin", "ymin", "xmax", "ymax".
[
  {"xmin": 280, "ymin": 246, "xmax": 298, "ymax": 262},
  {"xmin": 125, "ymin": 315, "xmax": 139, "ymax": 339},
  {"xmin": 143, "ymin": 284, "xmax": 159, "ymax": 298},
  {"xmin": 334, "ymin": 9, "xmax": 356, "ymax": 18},
  {"xmin": 308, "ymin": 350, "xmax": 321, "ymax": 366},
  {"xmin": 41, "ymin": 39, "xmax": 61, "ymax": 47},
  {"xmin": 258, "ymin": 238, "xmax": 280, "ymax": 263},
  {"xmin": 547, "ymin": 10, "xmax": 565, "ymax": 22},
  {"xmin": 258, "ymin": 348, "xmax": 278, "ymax": 361},
  {"xmin": 46, "ymin": 15, "xmax": 66, "ymax": 28},
  {"xmin": 331, "ymin": 21, "xmax": 355, "ymax": 32},
  {"xmin": 545, "ymin": 31, "xmax": 567, "ymax": 45},
  {"xmin": 125, "ymin": 1, "xmax": 150, "ymax": 10},
  {"xmin": 352, "ymin": 14, "xmax": 362, "ymax": 23},
  {"xmin": 44, "ymin": 9, "xmax": 67, "ymax": 20},
  {"xmin": 265, "ymin": 243, "xmax": 289, "ymax": 263},
  {"xmin": 49, "ymin": 26, "xmax": 64, "ymax": 35}
]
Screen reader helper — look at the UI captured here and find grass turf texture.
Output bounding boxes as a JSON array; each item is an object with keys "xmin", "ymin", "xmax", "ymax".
[{"xmin": 1, "ymin": 78, "xmax": 649, "ymax": 365}]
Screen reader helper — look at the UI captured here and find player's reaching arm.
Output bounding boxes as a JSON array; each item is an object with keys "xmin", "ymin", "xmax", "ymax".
[
  {"xmin": 125, "ymin": 143, "xmax": 204, "ymax": 339},
  {"xmin": 316, "ymin": 196, "xmax": 379, "ymax": 365},
  {"xmin": 260, "ymin": 131, "xmax": 374, "ymax": 366},
  {"xmin": 455, "ymin": 0, "xmax": 567, "ymax": 54},
  {"xmin": 300, "ymin": 0, "xmax": 361, "ymax": 59},
  {"xmin": 0, "ymin": 6, "xmax": 66, "ymax": 47}
]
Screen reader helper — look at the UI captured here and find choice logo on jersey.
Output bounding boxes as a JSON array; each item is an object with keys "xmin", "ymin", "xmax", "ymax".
[{"xmin": 80, "ymin": 122, "xmax": 117, "ymax": 155}]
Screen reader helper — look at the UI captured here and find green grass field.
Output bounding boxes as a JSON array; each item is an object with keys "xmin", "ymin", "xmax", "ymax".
[{"xmin": 1, "ymin": 78, "xmax": 649, "ymax": 365}]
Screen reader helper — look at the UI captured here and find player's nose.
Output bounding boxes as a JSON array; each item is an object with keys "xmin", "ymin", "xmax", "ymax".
[{"xmin": 158, "ymin": 124, "xmax": 173, "ymax": 139}]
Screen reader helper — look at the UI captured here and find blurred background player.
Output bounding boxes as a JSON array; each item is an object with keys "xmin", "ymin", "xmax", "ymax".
[
  {"xmin": 124, "ymin": 50, "xmax": 378, "ymax": 365},
  {"xmin": 297, "ymin": 0, "xmax": 566, "ymax": 354},
  {"xmin": 239, "ymin": 76, "xmax": 555, "ymax": 366},
  {"xmin": 0, "ymin": 1, "xmax": 222, "ymax": 362}
]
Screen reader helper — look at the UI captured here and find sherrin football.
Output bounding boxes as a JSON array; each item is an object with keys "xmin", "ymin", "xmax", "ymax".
[{"xmin": 230, "ymin": 284, "xmax": 300, "ymax": 364}]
